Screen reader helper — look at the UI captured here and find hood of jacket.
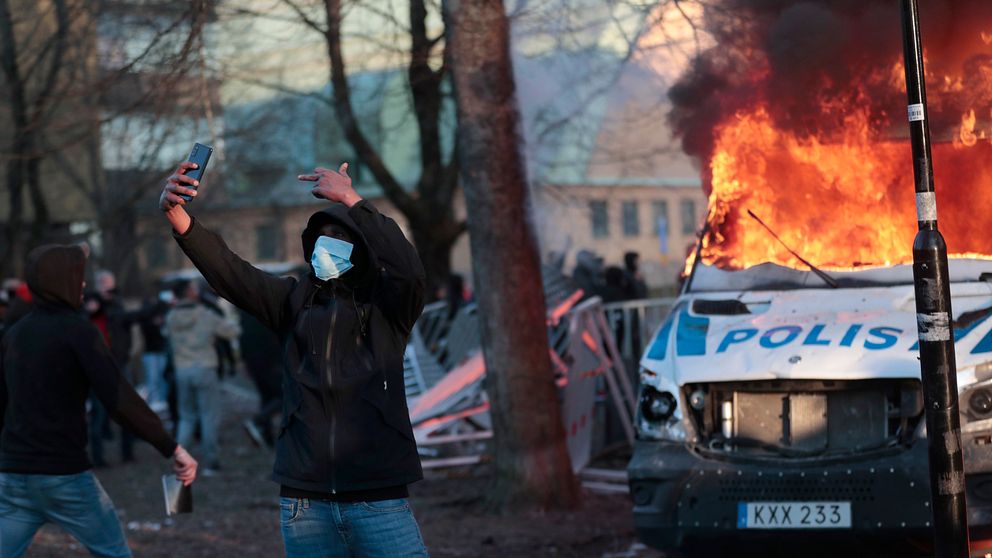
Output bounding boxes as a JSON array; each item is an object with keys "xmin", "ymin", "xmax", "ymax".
[
  {"xmin": 25, "ymin": 244, "xmax": 86, "ymax": 310},
  {"xmin": 301, "ymin": 204, "xmax": 377, "ymax": 291}
]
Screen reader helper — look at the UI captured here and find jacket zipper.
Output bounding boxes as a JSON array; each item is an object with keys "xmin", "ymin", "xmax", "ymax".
[
  {"xmin": 307, "ymin": 281, "xmax": 338, "ymax": 494},
  {"xmin": 322, "ymin": 287, "xmax": 339, "ymax": 494},
  {"xmin": 307, "ymin": 284, "xmax": 322, "ymax": 355}
]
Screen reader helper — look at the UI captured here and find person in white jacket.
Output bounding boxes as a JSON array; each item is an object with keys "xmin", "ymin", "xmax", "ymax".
[{"xmin": 164, "ymin": 279, "xmax": 240, "ymax": 475}]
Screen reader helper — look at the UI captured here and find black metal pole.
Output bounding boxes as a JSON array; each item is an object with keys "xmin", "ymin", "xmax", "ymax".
[{"xmin": 900, "ymin": 1, "xmax": 970, "ymax": 556}]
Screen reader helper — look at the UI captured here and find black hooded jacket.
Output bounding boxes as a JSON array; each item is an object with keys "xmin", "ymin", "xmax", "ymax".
[
  {"xmin": 0, "ymin": 245, "xmax": 177, "ymax": 474},
  {"xmin": 174, "ymin": 200, "xmax": 425, "ymax": 494}
]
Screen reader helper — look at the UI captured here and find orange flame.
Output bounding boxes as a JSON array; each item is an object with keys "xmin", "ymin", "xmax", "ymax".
[
  {"xmin": 696, "ymin": 106, "xmax": 992, "ymax": 271},
  {"xmin": 959, "ymin": 109, "xmax": 979, "ymax": 147},
  {"xmin": 676, "ymin": 14, "xmax": 992, "ymax": 274}
]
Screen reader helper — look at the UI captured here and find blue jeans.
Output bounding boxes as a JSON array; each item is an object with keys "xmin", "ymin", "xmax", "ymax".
[
  {"xmin": 175, "ymin": 366, "xmax": 220, "ymax": 467},
  {"xmin": 280, "ymin": 497, "xmax": 429, "ymax": 557},
  {"xmin": 141, "ymin": 352, "xmax": 169, "ymax": 405},
  {"xmin": 0, "ymin": 471, "xmax": 131, "ymax": 558},
  {"xmin": 88, "ymin": 394, "xmax": 110, "ymax": 465}
]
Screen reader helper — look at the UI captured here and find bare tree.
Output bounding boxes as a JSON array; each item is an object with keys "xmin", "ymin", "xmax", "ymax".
[
  {"xmin": 444, "ymin": 0, "xmax": 579, "ymax": 511},
  {"xmin": 78, "ymin": 0, "xmax": 210, "ymax": 291},
  {"xmin": 0, "ymin": 0, "xmax": 209, "ymax": 283},
  {"xmin": 0, "ymin": 0, "xmax": 72, "ymax": 276},
  {"xmin": 261, "ymin": 0, "xmax": 463, "ymax": 298},
  {"xmin": 509, "ymin": 0, "xmax": 707, "ymax": 214}
]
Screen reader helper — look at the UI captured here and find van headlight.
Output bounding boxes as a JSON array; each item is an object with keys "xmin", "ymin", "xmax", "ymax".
[
  {"xmin": 970, "ymin": 388, "xmax": 992, "ymax": 418},
  {"xmin": 640, "ymin": 386, "xmax": 676, "ymax": 421},
  {"xmin": 636, "ymin": 385, "xmax": 686, "ymax": 442},
  {"xmin": 958, "ymin": 372, "xmax": 992, "ymax": 434}
]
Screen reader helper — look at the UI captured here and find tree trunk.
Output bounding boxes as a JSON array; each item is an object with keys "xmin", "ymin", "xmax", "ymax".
[
  {"xmin": 0, "ymin": 0, "xmax": 26, "ymax": 278},
  {"xmin": 2, "ymin": 153, "xmax": 25, "ymax": 278},
  {"xmin": 0, "ymin": 0, "xmax": 67, "ymax": 275},
  {"xmin": 412, "ymin": 225, "xmax": 455, "ymax": 302},
  {"xmin": 26, "ymin": 144, "xmax": 50, "ymax": 247},
  {"xmin": 99, "ymin": 207, "xmax": 141, "ymax": 296},
  {"xmin": 444, "ymin": 0, "xmax": 580, "ymax": 512}
]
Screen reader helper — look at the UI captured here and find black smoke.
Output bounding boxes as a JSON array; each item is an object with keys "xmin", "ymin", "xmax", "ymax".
[{"xmin": 669, "ymin": 0, "xmax": 992, "ymax": 180}]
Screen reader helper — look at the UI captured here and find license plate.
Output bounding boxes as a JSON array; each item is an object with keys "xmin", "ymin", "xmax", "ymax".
[{"xmin": 737, "ymin": 502, "xmax": 851, "ymax": 529}]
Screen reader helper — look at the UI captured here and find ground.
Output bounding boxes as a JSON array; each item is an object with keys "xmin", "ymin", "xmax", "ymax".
[
  {"xmin": 21, "ymin": 383, "xmax": 966, "ymax": 558},
  {"xmin": 22, "ymin": 385, "xmax": 660, "ymax": 558}
]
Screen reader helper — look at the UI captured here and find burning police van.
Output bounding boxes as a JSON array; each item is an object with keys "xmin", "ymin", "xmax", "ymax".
[{"xmin": 628, "ymin": 260, "xmax": 992, "ymax": 549}]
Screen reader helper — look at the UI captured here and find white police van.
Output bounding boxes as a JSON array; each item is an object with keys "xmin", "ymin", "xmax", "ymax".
[{"xmin": 628, "ymin": 260, "xmax": 992, "ymax": 551}]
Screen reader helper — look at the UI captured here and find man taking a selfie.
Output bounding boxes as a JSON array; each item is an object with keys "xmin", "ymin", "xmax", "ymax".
[{"xmin": 159, "ymin": 160, "xmax": 428, "ymax": 557}]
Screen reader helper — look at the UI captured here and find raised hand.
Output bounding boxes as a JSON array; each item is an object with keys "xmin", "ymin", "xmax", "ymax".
[
  {"xmin": 159, "ymin": 162, "xmax": 200, "ymax": 212},
  {"xmin": 159, "ymin": 161, "xmax": 199, "ymax": 234},
  {"xmin": 298, "ymin": 163, "xmax": 363, "ymax": 207}
]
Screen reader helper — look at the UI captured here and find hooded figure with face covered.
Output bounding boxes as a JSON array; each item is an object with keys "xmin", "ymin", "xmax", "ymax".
[
  {"xmin": 160, "ymin": 161, "xmax": 428, "ymax": 557},
  {"xmin": 0, "ymin": 244, "xmax": 197, "ymax": 558}
]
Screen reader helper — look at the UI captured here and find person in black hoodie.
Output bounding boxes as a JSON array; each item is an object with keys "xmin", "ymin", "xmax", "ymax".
[
  {"xmin": 0, "ymin": 244, "xmax": 198, "ymax": 558},
  {"xmin": 160, "ymin": 161, "xmax": 428, "ymax": 557}
]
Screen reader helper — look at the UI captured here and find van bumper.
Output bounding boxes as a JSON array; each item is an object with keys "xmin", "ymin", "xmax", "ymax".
[{"xmin": 628, "ymin": 440, "xmax": 992, "ymax": 549}]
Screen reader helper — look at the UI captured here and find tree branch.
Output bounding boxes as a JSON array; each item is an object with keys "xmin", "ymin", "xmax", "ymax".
[
  {"xmin": 21, "ymin": 0, "xmax": 72, "ymax": 236},
  {"xmin": 28, "ymin": 0, "xmax": 69, "ymax": 136},
  {"xmin": 673, "ymin": 0, "xmax": 702, "ymax": 57},
  {"xmin": 283, "ymin": 0, "xmax": 327, "ymax": 34},
  {"xmin": 408, "ymin": 0, "xmax": 444, "ymax": 209},
  {"xmin": 321, "ymin": 0, "xmax": 414, "ymax": 214},
  {"xmin": 222, "ymin": 67, "xmax": 333, "ymax": 105}
]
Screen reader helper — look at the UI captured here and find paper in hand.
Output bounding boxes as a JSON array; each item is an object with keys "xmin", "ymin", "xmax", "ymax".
[{"xmin": 162, "ymin": 474, "xmax": 193, "ymax": 515}]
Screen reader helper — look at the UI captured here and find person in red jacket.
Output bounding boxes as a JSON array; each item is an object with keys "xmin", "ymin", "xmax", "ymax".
[{"xmin": 0, "ymin": 244, "xmax": 198, "ymax": 558}]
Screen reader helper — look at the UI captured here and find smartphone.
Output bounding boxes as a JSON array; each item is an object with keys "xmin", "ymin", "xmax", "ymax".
[{"xmin": 180, "ymin": 143, "xmax": 213, "ymax": 202}]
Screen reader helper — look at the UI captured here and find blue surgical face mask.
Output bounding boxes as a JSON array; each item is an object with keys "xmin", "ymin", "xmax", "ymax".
[{"xmin": 311, "ymin": 236, "xmax": 354, "ymax": 281}]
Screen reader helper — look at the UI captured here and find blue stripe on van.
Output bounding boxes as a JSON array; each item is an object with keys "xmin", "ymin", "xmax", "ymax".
[{"xmin": 676, "ymin": 305, "xmax": 709, "ymax": 356}]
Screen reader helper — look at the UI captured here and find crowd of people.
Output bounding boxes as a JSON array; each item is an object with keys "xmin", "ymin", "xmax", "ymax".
[
  {"xmin": 0, "ymin": 160, "xmax": 430, "ymax": 557},
  {"xmin": 571, "ymin": 249, "xmax": 649, "ymax": 303}
]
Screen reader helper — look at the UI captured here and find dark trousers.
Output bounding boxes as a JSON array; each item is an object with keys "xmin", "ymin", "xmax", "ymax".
[{"xmin": 247, "ymin": 362, "xmax": 282, "ymax": 442}]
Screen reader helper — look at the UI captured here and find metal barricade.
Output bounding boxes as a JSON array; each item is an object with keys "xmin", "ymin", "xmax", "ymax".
[
  {"xmin": 601, "ymin": 297, "xmax": 677, "ymax": 371},
  {"xmin": 404, "ymin": 295, "xmax": 675, "ymax": 473}
]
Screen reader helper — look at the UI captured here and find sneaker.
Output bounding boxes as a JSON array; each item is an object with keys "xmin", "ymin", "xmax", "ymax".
[{"xmin": 243, "ymin": 419, "xmax": 264, "ymax": 448}]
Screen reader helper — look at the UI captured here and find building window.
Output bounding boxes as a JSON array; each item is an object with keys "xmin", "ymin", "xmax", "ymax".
[
  {"xmin": 652, "ymin": 200, "xmax": 669, "ymax": 238},
  {"xmin": 621, "ymin": 201, "xmax": 639, "ymax": 237},
  {"xmin": 255, "ymin": 223, "xmax": 280, "ymax": 261},
  {"xmin": 145, "ymin": 239, "xmax": 167, "ymax": 269},
  {"xmin": 590, "ymin": 200, "xmax": 609, "ymax": 238},
  {"xmin": 680, "ymin": 199, "xmax": 698, "ymax": 235}
]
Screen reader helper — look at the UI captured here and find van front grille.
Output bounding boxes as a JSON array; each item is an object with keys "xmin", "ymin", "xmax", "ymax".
[{"xmin": 685, "ymin": 379, "xmax": 923, "ymax": 458}]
